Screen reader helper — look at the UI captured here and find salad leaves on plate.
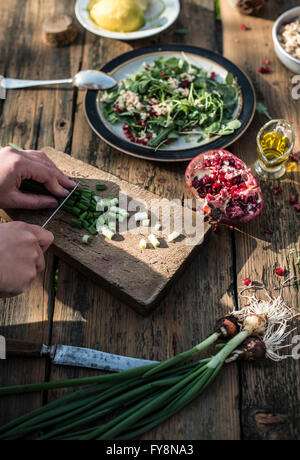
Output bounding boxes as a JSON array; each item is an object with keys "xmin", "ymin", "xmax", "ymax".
[{"xmin": 101, "ymin": 56, "xmax": 242, "ymax": 150}]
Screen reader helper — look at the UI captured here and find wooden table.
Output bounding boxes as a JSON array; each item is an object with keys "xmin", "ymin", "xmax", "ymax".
[{"xmin": 0, "ymin": 0, "xmax": 299, "ymax": 440}]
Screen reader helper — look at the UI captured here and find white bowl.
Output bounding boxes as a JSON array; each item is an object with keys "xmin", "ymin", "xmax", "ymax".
[
  {"xmin": 272, "ymin": 6, "xmax": 300, "ymax": 74},
  {"xmin": 75, "ymin": 0, "xmax": 180, "ymax": 41}
]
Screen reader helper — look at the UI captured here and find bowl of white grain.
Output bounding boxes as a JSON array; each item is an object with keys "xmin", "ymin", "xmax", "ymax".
[{"xmin": 272, "ymin": 6, "xmax": 300, "ymax": 74}]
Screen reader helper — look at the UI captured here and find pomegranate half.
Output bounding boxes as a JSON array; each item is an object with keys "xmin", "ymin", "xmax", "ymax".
[{"xmin": 185, "ymin": 149, "xmax": 264, "ymax": 225}]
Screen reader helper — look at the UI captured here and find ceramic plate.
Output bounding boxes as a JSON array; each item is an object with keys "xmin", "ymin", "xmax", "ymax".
[
  {"xmin": 85, "ymin": 45, "xmax": 256, "ymax": 162},
  {"xmin": 75, "ymin": 0, "xmax": 180, "ymax": 41}
]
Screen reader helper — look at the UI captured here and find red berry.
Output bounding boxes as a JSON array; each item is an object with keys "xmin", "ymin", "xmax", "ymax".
[
  {"xmin": 212, "ymin": 224, "xmax": 220, "ymax": 233},
  {"xmin": 263, "ymin": 228, "xmax": 273, "ymax": 234},
  {"xmin": 276, "ymin": 268, "xmax": 284, "ymax": 276},
  {"xmin": 274, "ymin": 186, "xmax": 282, "ymax": 195},
  {"xmin": 294, "ymin": 204, "xmax": 300, "ymax": 213},
  {"xmin": 243, "ymin": 278, "xmax": 252, "ymax": 286},
  {"xmin": 258, "ymin": 66, "xmax": 271, "ymax": 74},
  {"xmin": 290, "ymin": 154, "xmax": 299, "ymax": 163},
  {"xmin": 290, "ymin": 196, "xmax": 297, "ymax": 204}
]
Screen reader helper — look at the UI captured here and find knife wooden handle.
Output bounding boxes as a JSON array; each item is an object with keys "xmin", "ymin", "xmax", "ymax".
[{"xmin": 6, "ymin": 339, "xmax": 43, "ymax": 358}]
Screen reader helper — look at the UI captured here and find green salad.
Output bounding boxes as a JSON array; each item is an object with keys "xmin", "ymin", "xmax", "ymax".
[{"xmin": 101, "ymin": 56, "xmax": 242, "ymax": 149}]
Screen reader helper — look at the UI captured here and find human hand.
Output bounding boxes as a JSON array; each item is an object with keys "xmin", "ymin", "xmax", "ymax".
[
  {"xmin": 0, "ymin": 146, "xmax": 76, "ymax": 209},
  {"xmin": 0, "ymin": 222, "xmax": 54, "ymax": 297}
]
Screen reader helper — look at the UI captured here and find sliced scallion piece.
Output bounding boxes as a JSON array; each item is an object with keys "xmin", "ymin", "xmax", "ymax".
[
  {"xmin": 82, "ymin": 235, "xmax": 92, "ymax": 244},
  {"xmin": 96, "ymin": 184, "xmax": 107, "ymax": 191},
  {"xmin": 100, "ymin": 226, "xmax": 115, "ymax": 240}
]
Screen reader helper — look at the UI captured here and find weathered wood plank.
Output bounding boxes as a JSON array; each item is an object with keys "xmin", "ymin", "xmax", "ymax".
[
  {"xmin": 0, "ymin": 0, "xmax": 83, "ymax": 426},
  {"xmin": 48, "ymin": 1, "xmax": 241, "ymax": 439},
  {"xmin": 221, "ymin": 0, "xmax": 300, "ymax": 440}
]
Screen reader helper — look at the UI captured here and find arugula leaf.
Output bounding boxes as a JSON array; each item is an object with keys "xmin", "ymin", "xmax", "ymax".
[{"xmin": 256, "ymin": 102, "xmax": 272, "ymax": 120}]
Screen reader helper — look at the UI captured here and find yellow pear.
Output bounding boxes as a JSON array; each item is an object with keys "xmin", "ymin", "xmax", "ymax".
[{"xmin": 90, "ymin": 0, "xmax": 146, "ymax": 33}]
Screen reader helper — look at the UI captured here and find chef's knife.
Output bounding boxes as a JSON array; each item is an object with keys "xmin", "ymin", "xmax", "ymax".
[
  {"xmin": 5, "ymin": 339, "xmax": 157, "ymax": 373},
  {"xmin": 42, "ymin": 182, "xmax": 79, "ymax": 228}
]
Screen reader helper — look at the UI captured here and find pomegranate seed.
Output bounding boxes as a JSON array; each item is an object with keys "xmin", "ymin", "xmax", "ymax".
[
  {"xmin": 210, "ymin": 72, "xmax": 216, "ymax": 79},
  {"xmin": 165, "ymin": 140, "xmax": 171, "ymax": 145},
  {"xmin": 276, "ymin": 268, "xmax": 284, "ymax": 276},
  {"xmin": 114, "ymin": 106, "xmax": 121, "ymax": 113},
  {"xmin": 161, "ymin": 72, "xmax": 165, "ymax": 77},
  {"xmin": 264, "ymin": 58, "xmax": 270, "ymax": 65},
  {"xmin": 263, "ymin": 228, "xmax": 273, "ymax": 234},
  {"xmin": 294, "ymin": 204, "xmax": 300, "ymax": 212},
  {"xmin": 290, "ymin": 154, "xmax": 299, "ymax": 163},
  {"xmin": 212, "ymin": 224, "xmax": 220, "ymax": 233},
  {"xmin": 243, "ymin": 278, "xmax": 252, "ymax": 286},
  {"xmin": 181, "ymin": 80, "xmax": 190, "ymax": 88},
  {"xmin": 241, "ymin": 24, "xmax": 248, "ymax": 31},
  {"xmin": 290, "ymin": 195, "xmax": 297, "ymax": 204},
  {"xmin": 258, "ymin": 66, "xmax": 271, "ymax": 74},
  {"xmin": 274, "ymin": 186, "xmax": 282, "ymax": 195}
]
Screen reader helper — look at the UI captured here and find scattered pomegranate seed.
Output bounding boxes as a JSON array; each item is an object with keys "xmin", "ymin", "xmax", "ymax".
[
  {"xmin": 274, "ymin": 186, "xmax": 282, "ymax": 195},
  {"xmin": 276, "ymin": 268, "xmax": 284, "ymax": 276},
  {"xmin": 161, "ymin": 72, "xmax": 165, "ymax": 77},
  {"xmin": 263, "ymin": 228, "xmax": 273, "ymax": 234},
  {"xmin": 258, "ymin": 66, "xmax": 271, "ymax": 74},
  {"xmin": 165, "ymin": 140, "xmax": 171, "ymax": 145},
  {"xmin": 181, "ymin": 80, "xmax": 190, "ymax": 88},
  {"xmin": 241, "ymin": 24, "xmax": 248, "ymax": 31},
  {"xmin": 229, "ymin": 225, "xmax": 235, "ymax": 230},
  {"xmin": 243, "ymin": 278, "xmax": 252, "ymax": 286},
  {"xmin": 212, "ymin": 224, "xmax": 220, "ymax": 233},
  {"xmin": 290, "ymin": 154, "xmax": 299, "ymax": 163},
  {"xmin": 294, "ymin": 204, "xmax": 300, "ymax": 212},
  {"xmin": 210, "ymin": 71, "xmax": 216, "ymax": 79},
  {"xmin": 114, "ymin": 105, "xmax": 121, "ymax": 113},
  {"xmin": 290, "ymin": 195, "xmax": 297, "ymax": 204},
  {"xmin": 264, "ymin": 58, "xmax": 270, "ymax": 65}
]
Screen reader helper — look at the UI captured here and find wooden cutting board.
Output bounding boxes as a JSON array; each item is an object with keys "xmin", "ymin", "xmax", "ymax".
[{"xmin": 1, "ymin": 147, "xmax": 210, "ymax": 315}]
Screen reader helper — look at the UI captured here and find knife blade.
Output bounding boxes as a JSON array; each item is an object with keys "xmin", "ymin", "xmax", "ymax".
[
  {"xmin": 5, "ymin": 339, "xmax": 157, "ymax": 372},
  {"xmin": 0, "ymin": 75, "xmax": 6, "ymax": 99},
  {"xmin": 42, "ymin": 182, "xmax": 79, "ymax": 228}
]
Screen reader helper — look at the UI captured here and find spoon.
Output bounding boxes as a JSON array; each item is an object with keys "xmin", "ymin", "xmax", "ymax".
[{"xmin": 0, "ymin": 70, "xmax": 117, "ymax": 91}]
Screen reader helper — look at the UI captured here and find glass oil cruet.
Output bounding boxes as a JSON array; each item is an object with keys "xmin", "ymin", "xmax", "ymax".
[{"xmin": 255, "ymin": 119, "xmax": 295, "ymax": 180}]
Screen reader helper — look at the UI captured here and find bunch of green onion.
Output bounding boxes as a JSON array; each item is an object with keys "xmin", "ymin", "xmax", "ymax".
[{"xmin": 0, "ymin": 312, "xmax": 279, "ymax": 440}]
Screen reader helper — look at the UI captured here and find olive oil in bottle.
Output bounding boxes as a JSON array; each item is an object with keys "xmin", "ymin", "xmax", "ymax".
[{"xmin": 257, "ymin": 130, "xmax": 290, "ymax": 167}]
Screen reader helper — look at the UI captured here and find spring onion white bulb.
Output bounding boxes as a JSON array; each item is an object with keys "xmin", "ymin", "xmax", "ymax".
[
  {"xmin": 135, "ymin": 212, "xmax": 148, "ymax": 222},
  {"xmin": 108, "ymin": 221, "xmax": 117, "ymax": 232},
  {"xmin": 154, "ymin": 223, "xmax": 162, "ymax": 232},
  {"xmin": 168, "ymin": 231, "xmax": 180, "ymax": 242},
  {"xmin": 110, "ymin": 206, "xmax": 129, "ymax": 217},
  {"xmin": 100, "ymin": 226, "xmax": 115, "ymax": 240},
  {"xmin": 96, "ymin": 215, "xmax": 108, "ymax": 230},
  {"xmin": 139, "ymin": 239, "xmax": 147, "ymax": 249},
  {"xmin": 149, "ymin": 234, "xmax": 160, "ymax": 248}
]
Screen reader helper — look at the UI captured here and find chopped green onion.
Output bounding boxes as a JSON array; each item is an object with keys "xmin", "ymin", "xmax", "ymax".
[
  {"xmin": 149, "ymin": 234, "xmax": 160, "ymax": 248},
  {"xmin": 142, "ymin": 219, "xmax": 150, "ymax": 227},
  {"xmin": 139, "ymin": 239, "xmax": 147, "ymax": 249},
  {"xmin": 96, "ymin": 184, "xmax": 107, "ymax": 191},
  {"xmin": 100, "ymin": 226, "xmax": 115, "ymax": 240},
  {"xmin": 135, "ymin": 212, "xmax": 148, "ymax": 222},
  {"xmin": 71, "ymin": 219, "xmax": 83, "ymax": 229},
  {"xmin": 168, "ymin": 232, "xmax": 181, "ymax": 243},
  {"xmin": 88, "ymin": 226, "xmax": 98, "ymax": 235},
  {"xmin": 82, "ymin": 235, "xmax": 92, "ymax": 244}
]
